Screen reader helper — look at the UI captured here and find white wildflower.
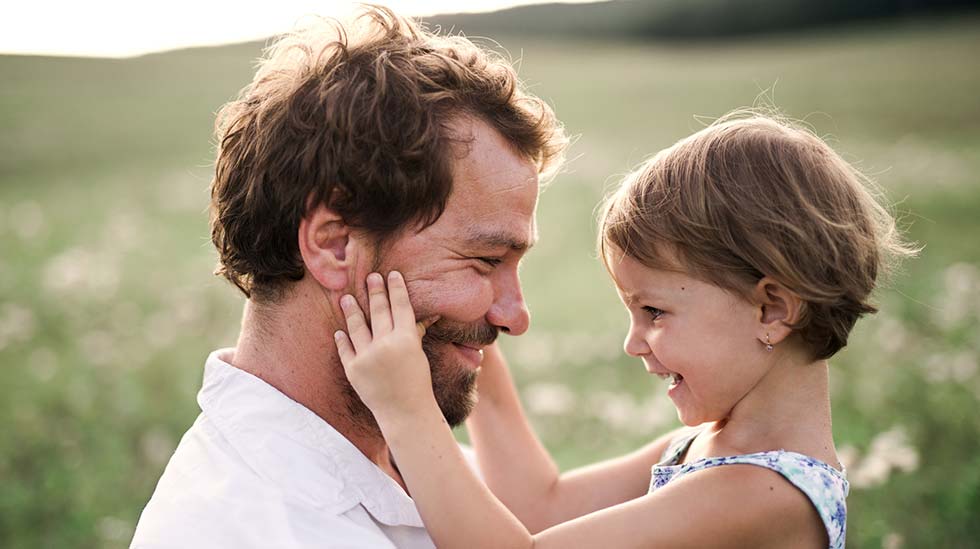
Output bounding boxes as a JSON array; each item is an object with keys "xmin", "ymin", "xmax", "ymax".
[
  {"xmin": 97, "ymin": 516, "xmax": 132, "ymax": 543},
  {"xmin": 79, "ymin": 330, "xmax": 116, "ymax": 367},
  {"xmin": 102, "ymin": 210, "xmax": 145, "ymax": 252},
  {"xmin": 42, "ymin": 246, "xmax": 121, "ymax": 300},
  {"xmin": 172, "ymin": 292, "xmax": 203, "ymax": 325},
  {"xmin": 141, "ymin": 428, "xmax": 177, "ymax": 468},
  {"xmin": 934, "ymin": 263, "xmax": 980, "ymax": 328},
  {"xmin": 110, "ymin": 301, "xmax": 143, "ymax": 337},
  {"xmin": 882, "ymin": 532, "xmax": 904, "ymax": 549},
  {"xmin": 28, "ymin": 347, "xmax": 58, "ymax": 382},
  {"xmin": 849, "ymin": 426, "xmax": 919, "ymax": 489},
  {"xmin": 944, "ymin": 262, "xmax": 979, "ymax": 297},
  {"xmin": 851, "ymin": 453, "xmax": 892, "ymax": 489},
  {"xmin": 596, "ymin": 332, "xmax": 626, "ymax": 361},
  {"xmin": 144, "ymin": 309, "xmax": 177, "ymax": 349},
  {"xmin": 158, "ymin": 171, "xmax": 208, "ymax": 212},
  {"xmin": 523, "ymin": 382, "xmax": 576, "ymax": 416},
  {"xmin": 923, "ymin": 353, "xmax": 951, "ymax": 383},
  {"xmin": 633, "ymin": 394, "xmax": 676, "ymax": 433},
  {"xmin": 0, "ymin": 303, "xmax": 37, "ymax": 350},
  {"xmin": 9, "ymin": 200, "xmax": 45, "ymax": 240},
  {"xmin": 874, "ymin": 315, "xmax": 906, "ymax": 354},
  {"xmin": 511, "ymin": 333, "xmax": 556, "ymax": 373},
  {"xmin": 837, "ymin": 444, "xmax": 859, "ymax": 471},
  {"xmin": 589, "ymin": 390, "xmax": 636, "ymax": 431},
  {"xmin": 949, "ymin": 351, "xmax": 978, "ymax": 383}
]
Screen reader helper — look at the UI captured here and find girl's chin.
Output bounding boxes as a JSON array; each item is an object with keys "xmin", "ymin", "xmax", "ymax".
[
  {"xmin": 671, "ymin": 400, "xmax": 710, "ymax": 427},
  {"xmin": 676, "ymin": 413, "xmax": 703, "ymax": 427}
]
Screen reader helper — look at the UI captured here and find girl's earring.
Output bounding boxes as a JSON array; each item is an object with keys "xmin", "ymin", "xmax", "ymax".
[{"xmin": 765, "ymin": 333, "xmax": 774, "ymax": 352}]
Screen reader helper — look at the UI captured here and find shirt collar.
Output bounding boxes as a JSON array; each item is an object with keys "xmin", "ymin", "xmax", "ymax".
[{"xmin": 198, "ymin": 348, "xmax": 425, "ymax": 527}]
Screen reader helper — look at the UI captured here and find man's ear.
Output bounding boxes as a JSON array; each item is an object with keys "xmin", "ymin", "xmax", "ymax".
[
  {"xmin": 751, "ymin": 277, "xmax": 802, "ymax": 346},
  {"xmin": 298, "ymin": 203, "xmax": 354, "ymax": 291}
]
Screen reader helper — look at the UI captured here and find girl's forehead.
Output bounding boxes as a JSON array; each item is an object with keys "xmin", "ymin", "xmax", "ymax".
[{"xmin": 610, "ymin": 255, "xmax": 696, "ymax": 295}]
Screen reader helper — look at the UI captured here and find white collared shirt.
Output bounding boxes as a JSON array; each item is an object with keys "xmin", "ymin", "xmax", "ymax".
[{"xmin": 131, "ymin": 348, "xmax": 454, "ymax": 548}]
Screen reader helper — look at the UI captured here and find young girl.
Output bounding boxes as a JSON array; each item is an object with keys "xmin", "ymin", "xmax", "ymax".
[{"xmin": 334, "ymin": 112, "xmax": 914, "ymax": 548}]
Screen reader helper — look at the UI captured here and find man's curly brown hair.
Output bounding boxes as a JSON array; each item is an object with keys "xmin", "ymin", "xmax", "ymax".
[{"xmin": 210, "ymin": 5, "xmax": 567, "ymax": 302}]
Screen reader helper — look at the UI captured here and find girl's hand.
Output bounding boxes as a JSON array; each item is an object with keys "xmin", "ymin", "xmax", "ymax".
[{"xmin": 334, "ymin": 271, "xmax": 439, "ymax": 421}]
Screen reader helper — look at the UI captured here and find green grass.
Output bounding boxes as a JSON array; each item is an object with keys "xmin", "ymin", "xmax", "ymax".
[{"xmin": 2, "ymin": 13, "xmax": 979, "ymax": 548}]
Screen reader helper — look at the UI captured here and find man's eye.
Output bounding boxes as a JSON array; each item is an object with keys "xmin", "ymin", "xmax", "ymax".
[
  {"xmin": 642, "ymin": 306, "xmax": 665, "ymax": 321},
  {"xmin": 478, "ymin": 257, "xmax": 503, "ymax": 267}
]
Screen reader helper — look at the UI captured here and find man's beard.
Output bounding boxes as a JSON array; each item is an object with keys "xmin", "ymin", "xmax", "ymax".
[
  {"xmin": 340, "ymin": 317, "xmax": 499, "ymax": 432},
  {"xmin": 421, "ymin": 319, "xmax": 499, "ymax": 425}
]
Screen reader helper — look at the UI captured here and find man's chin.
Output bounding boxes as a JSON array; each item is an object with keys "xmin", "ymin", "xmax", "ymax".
[{"xmin": 425, "ymin": 342, "xmax": 480, "ymax": 427}]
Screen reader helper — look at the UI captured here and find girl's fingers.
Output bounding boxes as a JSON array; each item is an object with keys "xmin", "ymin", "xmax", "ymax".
[
  {"xmin": 340, "ymin": 294, "xmax": 372, "ymax": 352},
  {"xmin": 334, "ymin": 330, "xmax": 355, "ymax": 366},
  {"xmin": 366, "ymin": 272, "xmax": 393, "ymax": 336},
  {"xmin": 416, "ymin": 315, "xmax": 439, "ymax": 338},
  {"xmin": 387, "ymin": 271, "xmax": 418, "ymax": 332}
]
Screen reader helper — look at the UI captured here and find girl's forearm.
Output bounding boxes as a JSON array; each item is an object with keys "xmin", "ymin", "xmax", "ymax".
[
  {"xmin": 467, "ymin": 344, "xmax": 562, "ymax": 531},
  {"xmin": 468, "ymin": 346, "xmax": 671, "ymax": 530},
  {"xmin": 377, "ymin": 403, "xmax": 534, "ymax": 549}
]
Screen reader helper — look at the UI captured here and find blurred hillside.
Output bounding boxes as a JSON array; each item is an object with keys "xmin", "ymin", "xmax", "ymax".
[{"xmin": 427, "ymin": 0, "xmax": 980, "ymax": 39}]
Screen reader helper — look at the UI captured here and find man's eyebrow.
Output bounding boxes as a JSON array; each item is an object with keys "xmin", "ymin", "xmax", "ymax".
[{"xmin": 465, "ymin": 230, "xmax": 536, "ymax": 252}]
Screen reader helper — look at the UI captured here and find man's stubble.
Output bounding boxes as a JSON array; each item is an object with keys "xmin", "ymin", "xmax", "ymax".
[
  {"xmin": 338, "ymin": 315, "xmax": 496, "ymax": 433},
  {"xmin": 335, "ymin": 246, "xmax": 499, "ymax": 433}
]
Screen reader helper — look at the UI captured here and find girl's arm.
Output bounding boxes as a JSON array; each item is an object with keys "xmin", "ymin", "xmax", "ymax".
[
  {"xmin": 336, "ymin": 272, "xmax": 818, "ymax": 549},
  {"xmin": 467, "ymin": 344, "xmax": 680, "ymax": 532},
  {"xmin": 336, "ymin": 272, "xmax": 533, "ymax": 548},
  {"xmin": 372, "ymin": 403, "xmax": 814, "ymax": 549}
]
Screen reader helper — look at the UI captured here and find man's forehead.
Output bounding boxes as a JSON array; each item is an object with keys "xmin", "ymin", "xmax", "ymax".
[{"xmin": 449, "ymin": 119, "xmax": 540, "ymax": 196}]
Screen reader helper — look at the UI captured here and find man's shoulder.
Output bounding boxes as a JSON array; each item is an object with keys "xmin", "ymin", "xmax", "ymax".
[
  {"xmin": 131, "ymin": 415, "xmax": 385, "ymax": 548},
  {"xmin": 131, "ymin": 491, "xmax": 395, "ymax": 549}
]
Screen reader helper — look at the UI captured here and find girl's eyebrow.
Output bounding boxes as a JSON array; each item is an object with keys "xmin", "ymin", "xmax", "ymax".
[
  {"xmin": 621, "ymin": 287, "xmax": 669, "ymax": 305},
  {"xmin": 620, "ymin": 290, "xmax": 646, "ymax": 306}
]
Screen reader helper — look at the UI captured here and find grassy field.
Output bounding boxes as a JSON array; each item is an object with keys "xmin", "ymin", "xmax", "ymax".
[{"xmin": 2, "ymin": 13, "xmax": 979, "ymax": 548}]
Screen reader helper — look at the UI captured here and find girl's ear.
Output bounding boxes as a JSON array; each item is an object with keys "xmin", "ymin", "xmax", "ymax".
[
  {"xmin": 752, "ymin": 277, "xmax": 802, "ymax": 346},
  {"xmin": 298, "ymin": 203, "xmax": 355, "ymax": 291}
]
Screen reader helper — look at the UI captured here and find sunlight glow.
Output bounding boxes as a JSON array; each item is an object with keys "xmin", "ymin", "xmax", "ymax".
[{"xmin": 1, "ymin": 0, "xmax": 603, "ymax": 58}]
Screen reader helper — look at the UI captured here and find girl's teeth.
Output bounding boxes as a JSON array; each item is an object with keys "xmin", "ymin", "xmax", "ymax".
[{"xmin": 656, "ymin": 372, "xmax": 684, "ymax": 386}]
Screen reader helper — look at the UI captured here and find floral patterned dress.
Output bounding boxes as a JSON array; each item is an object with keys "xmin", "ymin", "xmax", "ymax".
[{"xmin": 648, "ymin": 430, "xmax": 849, "ymax": 549}]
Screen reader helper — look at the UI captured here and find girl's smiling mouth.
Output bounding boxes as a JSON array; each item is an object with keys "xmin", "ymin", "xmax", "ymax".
[
  {"xmin": 647, "ymin": 364, "xmax": 684, "ymax": 389},
  {"xmin": 655, "ymin": 372, "xmax": 683, "ymax": 388}
]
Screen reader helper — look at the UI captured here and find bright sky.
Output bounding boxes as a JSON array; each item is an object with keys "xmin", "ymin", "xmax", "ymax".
[{"xmin": 1, "ymin": 0, "xmax": 602, "ymax": 58}]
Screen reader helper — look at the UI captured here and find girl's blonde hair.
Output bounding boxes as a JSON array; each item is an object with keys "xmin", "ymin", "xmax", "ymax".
[{"xmin": 599, "ymin": 110, "xmax": 916, "ymax": 359}]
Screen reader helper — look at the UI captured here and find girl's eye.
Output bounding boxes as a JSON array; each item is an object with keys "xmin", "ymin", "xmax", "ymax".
[{"xmin": 642, "ymin": 306, "xmax": 665, "ymax": 321}]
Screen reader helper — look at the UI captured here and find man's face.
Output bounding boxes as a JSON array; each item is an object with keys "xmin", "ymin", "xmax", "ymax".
[{"xmin": 359, "ymin": 117, "xmax": 539, "ymax": 426}]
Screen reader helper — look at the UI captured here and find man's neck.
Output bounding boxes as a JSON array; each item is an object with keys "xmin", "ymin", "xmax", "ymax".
[{"xmin": 229, "ymin": 285, "xmax": 406, "ymax": 489}]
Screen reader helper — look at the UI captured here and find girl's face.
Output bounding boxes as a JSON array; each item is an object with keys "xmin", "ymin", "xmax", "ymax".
[{"xmin": 609, "ymin": 251, "xmax": 770, "ymax": 426}]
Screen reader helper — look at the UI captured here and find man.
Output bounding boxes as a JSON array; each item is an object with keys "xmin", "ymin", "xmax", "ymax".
[{"xmin": 131, "ymin": 5, "xmax": 566, "ymax": 548}]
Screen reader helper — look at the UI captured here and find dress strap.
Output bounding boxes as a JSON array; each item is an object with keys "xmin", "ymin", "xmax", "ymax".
[{"xmin": 657, "ymin": 428, "xmax": 701, "ymax": 465}]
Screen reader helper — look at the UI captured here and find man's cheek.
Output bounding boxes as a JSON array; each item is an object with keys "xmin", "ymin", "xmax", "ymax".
[{"xmin": 406, "ymin": 269, "xmax": 493, "ymax": 318}]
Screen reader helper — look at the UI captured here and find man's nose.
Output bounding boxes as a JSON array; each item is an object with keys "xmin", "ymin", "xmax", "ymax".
[{"xmin": 487, "ymin": 274, "xmax": 530, "ymax": 336}]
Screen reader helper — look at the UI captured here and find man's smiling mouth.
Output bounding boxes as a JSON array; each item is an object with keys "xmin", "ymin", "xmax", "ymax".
[{"xmin": 451, "ymin": 342, "xmax": 485, "ymax": 367}]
